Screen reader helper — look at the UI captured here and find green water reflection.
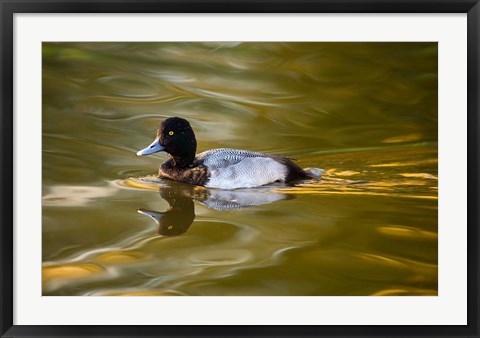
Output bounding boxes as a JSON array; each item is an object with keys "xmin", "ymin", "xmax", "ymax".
[{"xmin": 42, "ymin": 42, "xmax": 437, "ymax": 296}]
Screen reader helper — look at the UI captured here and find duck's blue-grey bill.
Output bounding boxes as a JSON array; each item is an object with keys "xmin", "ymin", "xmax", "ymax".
[{"xmin": 136, "ymin": 138, "xmax": 165, "ymax": 156}]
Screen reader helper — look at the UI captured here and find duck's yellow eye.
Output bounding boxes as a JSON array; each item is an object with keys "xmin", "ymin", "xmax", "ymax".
[{"xmin": 168, "ymin": 131, "xmax": 174, "ymax": 136}]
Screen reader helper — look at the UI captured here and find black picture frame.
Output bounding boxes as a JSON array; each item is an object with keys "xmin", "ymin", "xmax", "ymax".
[{"xmin": 1, "ymin": 1, "xmax": 479, "ymax": 337}]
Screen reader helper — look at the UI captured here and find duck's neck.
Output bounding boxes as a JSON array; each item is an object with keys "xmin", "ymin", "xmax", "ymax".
[{"xmin": 170, "ymin": 153, "xmax": 195, "ymax": 168}]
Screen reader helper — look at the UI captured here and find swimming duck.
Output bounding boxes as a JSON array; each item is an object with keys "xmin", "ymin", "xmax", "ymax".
[{"xmin": 136, "ymin": 117, "xmax": 322, "ymax": 189}]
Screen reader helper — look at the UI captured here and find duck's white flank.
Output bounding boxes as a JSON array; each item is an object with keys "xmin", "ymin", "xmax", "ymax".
[{"xmin": 198, "ymin": 149, "xmax": 288, "ymax": 189}]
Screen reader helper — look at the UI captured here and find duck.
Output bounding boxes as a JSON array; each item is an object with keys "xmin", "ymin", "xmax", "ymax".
[{"xmin": 136, "ymin": 117, "xmax": 323, "ymax": 190}]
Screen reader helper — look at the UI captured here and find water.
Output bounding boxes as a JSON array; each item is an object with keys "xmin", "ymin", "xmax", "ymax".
[{"xmin": 42, "ymin": 42, "xmax": 438, "ymax": 296}]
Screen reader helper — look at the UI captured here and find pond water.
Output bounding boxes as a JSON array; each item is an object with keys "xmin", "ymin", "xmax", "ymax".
[{"xmin": 42, "ymin": 42, "xmax": 437, "ymax": 296}]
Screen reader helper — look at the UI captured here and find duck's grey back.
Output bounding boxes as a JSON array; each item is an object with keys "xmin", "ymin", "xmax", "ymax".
[
  {"xmin": 195, "ymin": 148, "xmax": 288, "ymax": 190},
  {"xmin": 196, "ymin": 148, "xmax": 269, "ymax": 169}
]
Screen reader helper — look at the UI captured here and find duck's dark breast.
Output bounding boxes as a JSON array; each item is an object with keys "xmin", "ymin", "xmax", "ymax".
[{"xmin": 158, "ymin": 160, "xmax": 210, "ymax": 187}]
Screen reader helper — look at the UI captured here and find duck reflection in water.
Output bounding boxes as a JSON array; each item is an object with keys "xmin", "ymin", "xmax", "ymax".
[{"xmin": 138, "ymin": 182, "xmax": 290, "ymax": 236}]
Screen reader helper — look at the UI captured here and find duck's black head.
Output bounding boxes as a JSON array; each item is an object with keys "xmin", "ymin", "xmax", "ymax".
[{"xmin": 137, "ymin": 117, "xmax": 197, "ymax": 167}]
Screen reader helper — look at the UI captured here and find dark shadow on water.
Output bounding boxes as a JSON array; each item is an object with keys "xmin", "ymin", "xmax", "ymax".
[{"xmin": 137, "ymin": 182, "xmax": 292, "ymax": 236}]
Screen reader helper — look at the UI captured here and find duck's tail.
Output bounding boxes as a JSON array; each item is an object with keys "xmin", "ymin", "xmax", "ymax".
[{"xmin": 304, "ymin": 167, "xmax": 325, "ymax": 178}]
